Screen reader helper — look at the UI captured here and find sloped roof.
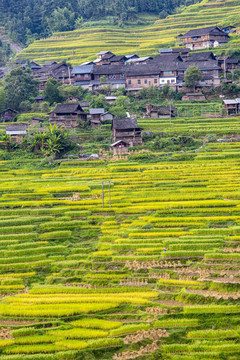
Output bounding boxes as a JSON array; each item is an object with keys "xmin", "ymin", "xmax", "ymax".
[
  {"xmin": 178, "ymin": 60, "xmax": 220, "ymax": 70},
  {"xmin": 182, "ymin": 26, "xmax": 229, "ymax": 38},
  {"xmin": 125, "ymin": 64, "xmax": 161, "ymax": 76},
  {"xmin": 89, "ymin": 108, "xmax": 105, "ymax": 115},
  {"xmin": 6, "ymin": 123, "xmax": 26, "ymax": 131},
  {"xmin": 126, "ymin": 56, "xmax": 152, "ymax": 64},
  {"xmin": 97, "ymin": 51, "xmax": 113, "ymax": 56},
  {"xmin": 92, "ymin": 65, "xmax": 125, "ymax": 75},
  {"xmin": 187, "ymin": 52, "xmax": 216, "ymax": 62},
  {"xmin": 101, "ymin": 53, "xmax": 115, "ymax": 60},
  {"xmin": 51, "ymin": 103, "xmax": 85, "ymax": 114},
  {"xmin": 125, "ymin": 54, "xmax": 139, "ymax": 59},
  {"xmin": 109, "ymin": 55, "xmax": 126, "ymax": 62},
  {"xmin": 112, "ymin": 118, "xmax": 139, "ymax": 130},
  {"xmin": 72, "ymin": 65, "xmax": 94, "ymax": 74}
]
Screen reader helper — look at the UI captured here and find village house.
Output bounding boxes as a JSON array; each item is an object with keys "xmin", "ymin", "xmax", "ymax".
[
  {"xmin": 92, "ymin": 65, "xmax": 125, "ymax": 80},
  {"xmin": 125, "ymin": 65, "xmax": 161, "ymax": 90},
  {"xmin": 89, "ymin": 108, "xmax": 105, "ymax": 127},
  {"xmin": 146, "ymin": 104, "xmax": 177, "ymax": 118},
  {"xmin": 181, "ymin": 26, "xmax": 230, "ymax": 50},
  {"xmin": 96, "ymin": 51, "xmax": 114, "ymax": 60},
  {"xmin": 158, "ymin": 48, "xmax": 190, "ymax": 60},
  {"xmin": 105, "ymin": 96, "xmax": 118, "ymax": 104},
  {"xmin": 223, "ymin": 99, "xmax": 240, "ymax": 116},
  {"xmin": 177, "ymin": 60, "xmax": 221, "ymax": 88},
  {"xmin": 71, "ymin": 65, "xmax": 94, "ymax": 86},
  {"xmin": 125, "ymin": 54, "xmax": 139, "ymax": 62},
  {"xmin": 35, "ymin": 96, "xmax": 45, "ymax": 104},
  {"xmin": 31, "ymin": 117, "xmax": 46, "ymax": 126},
  {"xmin": 34, "ymin": 62, "xmax": 72, "ymax": 90},
  {"xmin": 89, "ymin": 79, "xmax": 126, "ymax": 91},
  {"xmin": 49, "ymin": 103, "xmax": 87, "ymax": 128},
  {"xmin": 111, "ymin": 118, "xmax": 142, "ymax": 147},
  {"xmin": 6, "ymin": 123, "xmax": 27, "ymax": 143},
  {"xmin": 0, "ymin": 109, "xmax": 17, "ymax": 122},
  {"xmin": 79, "ymin": 102, "xmax": 90, "ymax": 110}
]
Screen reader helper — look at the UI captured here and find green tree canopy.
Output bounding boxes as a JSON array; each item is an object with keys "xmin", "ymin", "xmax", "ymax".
[
  {"xmin": 44, "ymin": 78, "xmax": 64, "ymax": 105},
  {"xmin": 4, "ymin": 67, "xmax": 38, "ymax": 111},
  {"xmin": 184, "ymin": 66, "xmax": 202, "ymax": 90}
]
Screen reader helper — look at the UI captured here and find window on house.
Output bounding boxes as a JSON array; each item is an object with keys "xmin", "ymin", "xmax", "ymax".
[
  {"xmin": 154, "ymin": 79, "xmax": 158, "ymax": 84},
  {"xmin": 171, "ymin": 79, "xmax": 175, "ymax": 83},
  {"xmin": 84, "ymin": 74, "xmax": 89, "ymax": 78},
  {"xmin": 164, "ymin": 71, "xmax": 173, "ymax": 75},
  {"xmin": 144, "ymin": 80, "xmax": 147, "ymax": 84},
  {"xmin": 77, "ymin": 74, "xmax": 81, "ymax": 78},
  {"xmin": 161, "ymin": 79, "xmax": 165, "ymax": 83},
  {"xmin": 138, "ymin": 80, "xmax": 141, "ymax": 84},
  {"xmin": 128, "ymin": 80, "xmax": 131, "ymax": 84}
]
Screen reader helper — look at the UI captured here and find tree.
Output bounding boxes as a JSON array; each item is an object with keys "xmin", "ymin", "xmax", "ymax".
[
  {"xmin": 4, "ymin": 67, "xmax": 38, "ymax": 111},
  {"xmin": 47, "ymin": 7, "xmax": 75, "ymax": 32},
  {"xmin": 0, "ymin": 87, "xmax": 6, "ymax": 112},
  {"xmin": 184, "ymin": 66, "xmax": 202, "ymax": 91},
  {"xmin": 44, "ymin": 78, "xmax": 63, "ymax": 105}
]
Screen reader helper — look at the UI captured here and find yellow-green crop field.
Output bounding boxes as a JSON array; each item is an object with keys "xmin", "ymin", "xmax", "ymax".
[
  {"xmin": 18, "ymin": 0, "xmax": 240, "ymax": 65},
  {"xmin": 0, "ymin": 116, "xmax": 239, "ymax": 359}
]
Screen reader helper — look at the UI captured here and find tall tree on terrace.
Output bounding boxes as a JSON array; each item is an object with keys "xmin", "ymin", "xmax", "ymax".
[{"xmin": 4, "ymin": 67, "xmax": 38, "ymax": 111}]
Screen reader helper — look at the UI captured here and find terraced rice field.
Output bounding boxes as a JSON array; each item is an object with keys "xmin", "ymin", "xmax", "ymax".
[
  {"xmin": 0, "ymin": 116, "xmax": 239, "ymax": 359},
  {"xmin": 18, "ymin": 0, "xmax": 240, "ymax": 64}
]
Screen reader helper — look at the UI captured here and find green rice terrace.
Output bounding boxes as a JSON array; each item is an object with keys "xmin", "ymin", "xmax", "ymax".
[
  {"xmin": 17, "ymin": 0, "xmax": 240, "ymax": 65},
  {"xmin": 0, "ymin": 114, "xmax": 239, "ymax": 360}
]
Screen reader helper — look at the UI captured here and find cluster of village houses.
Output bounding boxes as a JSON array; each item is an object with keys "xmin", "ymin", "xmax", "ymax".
[
  {"xmin": 1, "ymin": 25, "xmax": 240, "ymax": 153},
  {"xmin": 15, "ymin": 26, "xmax": 239, "ymax": 94}
]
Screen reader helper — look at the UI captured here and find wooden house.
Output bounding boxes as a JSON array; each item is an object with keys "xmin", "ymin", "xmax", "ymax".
[
  {"xmin": 6, "ymin": 123, "xmax": 27, "ymax": 143},
  {"xmin": 125, "ymin": 56, "xmax": 152, "ymax": 65},
  {"xmin": 89, "ymin": 108, "xmax": 105, "ymax": 128},
  {"xmin": 71, "ymin": 65, "xmax": 94, "ymax": 84},
  {"xmin": 111, "ymin": 118, "xmax": 142, "ymax": 147},
  {"xmin": 111, "ymin": 140, "xmax": 128, "ymax": 155},
  {"xmin": 0, "ymin": 109, "xmax": 17, "ymax": 122},
  {"xmin": 125, "ymin": 65, "xmax": 161, "ymax": 89},
  {"xmin": 146, "ymin": 104, "xmax": 177, "ymax": 118},
  {"xmin": 32, "ymin": 117, "xmax": 45, "ymax": 126},
  {"xmin": 49, "ymin": 103, "xmax": 87, "ymax": 128},
  {"xmin": 96, "ymin": 51, "xmax": 114, "ymax": 60},
  {"xmin": 223, "ymin": 99, "xmax": 240, "ymax": 116},
  {"xmin": 181, "ymin": 26, "xmax": 229, "ymax": 50},
  {"xmin": 35, "ymin": 96, "xmax": 45, "ymax": 104}
]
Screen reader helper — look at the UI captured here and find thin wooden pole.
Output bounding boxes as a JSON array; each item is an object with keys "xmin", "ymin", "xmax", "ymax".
[
  {"xmin": 109, "ymin": 181, "xmax": 111, "ymax": 208},
  {"xmin": 102, "ymin": 182, "xmax": 104, "ymax": 208}
]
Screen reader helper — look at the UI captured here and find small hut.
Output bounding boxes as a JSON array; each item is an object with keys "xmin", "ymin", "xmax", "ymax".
[
  {"xmin": 223, "ymin": 99, "xmax": 240, "ymax": 115},
  {"xmin": 111, "ymin": 118, "xmax": 142, "ymax": 147},
  {"xmin": 49, "ymin": 103, "xmax": 87, "ymax": 128},
  {"xmin": 146, "ymin": 104, "xmax": 176, "ymax": 118},
  {"xmin": 0, "ymin": 109, "xmax": 17, "ymax": 122},
  {"xmin": 6, "ymin": 123, "xmax": 27, "ymax": 143}
]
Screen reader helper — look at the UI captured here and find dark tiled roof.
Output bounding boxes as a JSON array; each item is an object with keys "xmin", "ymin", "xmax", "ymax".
[
  {"xmin": 72, "ymin": 65, "xmax": 94, "ymax": 74},
  {"xmin": 35, "ymin": 96, "xmax": 45, "ymax": 100},
  {"xmin": 51, "ymin": 103, "xmax": 85, "ymax": 114},
  {"xmin": 101, "ymin": 53, "xmax": 115, "ymax": 60},
  {"xmin": 6, "ymin": 123, "xmax": 26, "ymax": 131},
  {"xmin": 90, "ymin": 79, "xmax": 126, "ymax": 85},
  {"xmin": 112, "ymin": 118, "xmax": 139, "ymax": 130},
  {"xmin": 182, "ymin": 26, "xmax": 229, "ymax": 38},
  {"xmin": 109, "ymin": 56, "xmax": 126, "ymax": 62},
  {"xmin": 125, "ymin": 64, "xmax": 161, "ymax": 76},
  {"xmin": 73, "ymin": 81, "xmax": 90, "ymax": 86},
  {"xmin": 93, "ymin": 65, "xmax": 126, "ymax": 75},
  {"xmin": 178, "ymin": 60, "xmax": 220, "ymax": 70},
  {"xmin": 187, "ymin": 52, "xmax": 216, "ymax": 62},
  {"xmin": 0, "ymin": 108, "xmax": 17, "ymax": 114}
]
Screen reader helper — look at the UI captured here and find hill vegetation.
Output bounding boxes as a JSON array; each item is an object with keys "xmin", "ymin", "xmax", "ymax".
[
  {"xmin": 1, "ymin": 0, "xmax": 195, "ymax": 46},
  {"xmin": 17, "ymin": 0, "xmax": 240, "ymax": 65}
]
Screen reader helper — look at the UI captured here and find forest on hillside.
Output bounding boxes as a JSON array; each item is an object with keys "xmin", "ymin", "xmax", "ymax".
[{"xmin": 1, "ymin": 0, "xmax": 196, "ymax": 45}]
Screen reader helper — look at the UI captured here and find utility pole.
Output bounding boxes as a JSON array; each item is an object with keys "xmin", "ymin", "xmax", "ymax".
[
  {"xmin": 136, "ymin": 36, "xmax": 138, "ymax": 56},
  {"xmin": 101, "ymin": 182, "xmax": 112, "ymax": 208},
  {"xmin": 224, "ymin": 57, "xmax": 226, "ymax": 79},
  {"xmin": 109, "ymin": 181, "xmax": 111, "ymax": 208},
  {"xmin": 102, "ymin": 182, "xmax": 104, "ymax": 208}
]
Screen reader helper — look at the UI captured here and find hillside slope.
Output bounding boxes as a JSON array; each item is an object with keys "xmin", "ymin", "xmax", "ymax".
[{"xmin": 18, "ymin": 0, "xmax": 240, "ymax": 65}]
